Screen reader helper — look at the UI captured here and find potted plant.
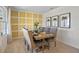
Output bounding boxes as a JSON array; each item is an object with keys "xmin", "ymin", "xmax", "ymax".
[{"xmin": 34, "ymin": 22, "xmax": 39, "ymax": 33}]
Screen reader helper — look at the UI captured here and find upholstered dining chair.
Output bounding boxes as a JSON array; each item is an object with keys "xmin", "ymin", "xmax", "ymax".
[
  {"xmin": 48, "ymin": 27, "xmax": 58, "ymax": 47},
  {"xmin": 22, "ymin": 28, "xmax": 32, "ymax": 52},
  {"xmin": 22, "ymin": 27, "xmax": 42, "ymax": 53}
]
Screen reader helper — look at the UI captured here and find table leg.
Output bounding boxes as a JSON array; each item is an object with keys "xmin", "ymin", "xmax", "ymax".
[{"xmin": 41, "ymin": 39, "xmax": 44, "ymax": 52}]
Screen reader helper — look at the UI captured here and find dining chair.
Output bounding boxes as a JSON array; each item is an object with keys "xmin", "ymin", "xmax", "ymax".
[
  {"xmin": 22, "ymin": 27, "xmax": 42, "ymax": 53},
  {"xmin": 22, "ymin": 28, "xmax": 32, "ymax": 52},
  {"xmin": 48, "ymin": 27, "xmax": 58, "ymax": 47}
]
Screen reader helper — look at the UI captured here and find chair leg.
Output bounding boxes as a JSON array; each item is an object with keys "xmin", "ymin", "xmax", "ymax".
[{"xmin": 54, "ymin": 41, "xmax": 56, "ymax": 47}]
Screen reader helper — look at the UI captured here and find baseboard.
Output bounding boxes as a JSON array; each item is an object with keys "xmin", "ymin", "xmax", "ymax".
[{"xmin": 57, "ymin": 40, "xmax": 79, "ymax": 50}]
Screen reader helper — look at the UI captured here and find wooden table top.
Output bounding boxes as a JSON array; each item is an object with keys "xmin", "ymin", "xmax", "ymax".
[{"xmin": 33, "ymin": 32, "xmax": 55, "ymax": 41}]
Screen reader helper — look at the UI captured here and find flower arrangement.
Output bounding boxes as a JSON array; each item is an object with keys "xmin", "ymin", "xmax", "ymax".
[{"xmin": 34, "ymin": 22, "xmax": 39, "ymax": 33}]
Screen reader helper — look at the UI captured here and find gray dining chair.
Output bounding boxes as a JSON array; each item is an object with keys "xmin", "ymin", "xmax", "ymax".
[{"xmin": 48, "ymin": 27, "xmax": 58, "ymax": 47}]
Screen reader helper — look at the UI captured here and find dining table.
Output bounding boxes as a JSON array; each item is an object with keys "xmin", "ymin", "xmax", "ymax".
[{"xmin": 33, "ymin": 32, "xmax": 49, "ymax": 50}]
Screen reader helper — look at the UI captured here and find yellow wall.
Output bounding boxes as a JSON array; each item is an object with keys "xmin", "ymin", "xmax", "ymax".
[{"xmin": 11, "ymin": 10, "xmax": 43, "ymax": 40}]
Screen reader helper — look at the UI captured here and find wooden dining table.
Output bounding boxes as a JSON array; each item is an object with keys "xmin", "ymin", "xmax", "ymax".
[
  {"xmin": 33, "ymin": 32, "xmax": 54, "ymax": 40},
  {"xmin": 33, "ymin": 32, "xmax": 49, "ymax": 50}
]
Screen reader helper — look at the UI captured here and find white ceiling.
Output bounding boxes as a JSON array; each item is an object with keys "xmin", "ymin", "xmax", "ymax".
[{"xmin": 10, "ymin": 6, "xmax": 58, "ymax": 13}]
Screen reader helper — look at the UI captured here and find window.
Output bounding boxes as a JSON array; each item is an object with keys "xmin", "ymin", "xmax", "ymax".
[{"xmin": 0, "ymin": 7, "xmax": 7, "ymax": 36}]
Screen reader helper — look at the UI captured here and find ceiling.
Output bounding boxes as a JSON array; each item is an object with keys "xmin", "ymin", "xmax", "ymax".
[{"xmin": 10, "ymin": 6, "xmax": 58, "ymax": 13}]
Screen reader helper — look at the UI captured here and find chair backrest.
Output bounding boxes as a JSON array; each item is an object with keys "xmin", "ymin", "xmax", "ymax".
[
  {"xmin": 22, "ymin": 28, "xmax": 32, "ymax": 52},
  {"xmin": 39, "ymin": 27, "xmax": 57, "ymax": 33},
  {"xmin": 44, "ymin": 27, "xmax": 50, "ymax": 33},
  {"xmin": 39, "ymin": 27, "xmax": 50, "ymax": 33},
  {"xmin": 50, "ymin": 27, "xmax": 57, "ymax": 36}
]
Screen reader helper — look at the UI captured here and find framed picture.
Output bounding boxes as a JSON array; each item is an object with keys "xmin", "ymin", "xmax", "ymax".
[
  {"xmin": 59, "ymin": 13, "xmax": 71, "ymax": 28},
  {"xmin": 46, "ymin": 17, "xmax": 51, "ymax": 27},
  {"xmin": 51, "ymin": 15, "xmax": 59, "ymax": 27}
]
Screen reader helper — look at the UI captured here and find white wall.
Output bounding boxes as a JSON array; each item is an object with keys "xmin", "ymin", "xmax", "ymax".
[{"xmin": 43, "ymin": 6, "xmax": 79, "ymax": 49}]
